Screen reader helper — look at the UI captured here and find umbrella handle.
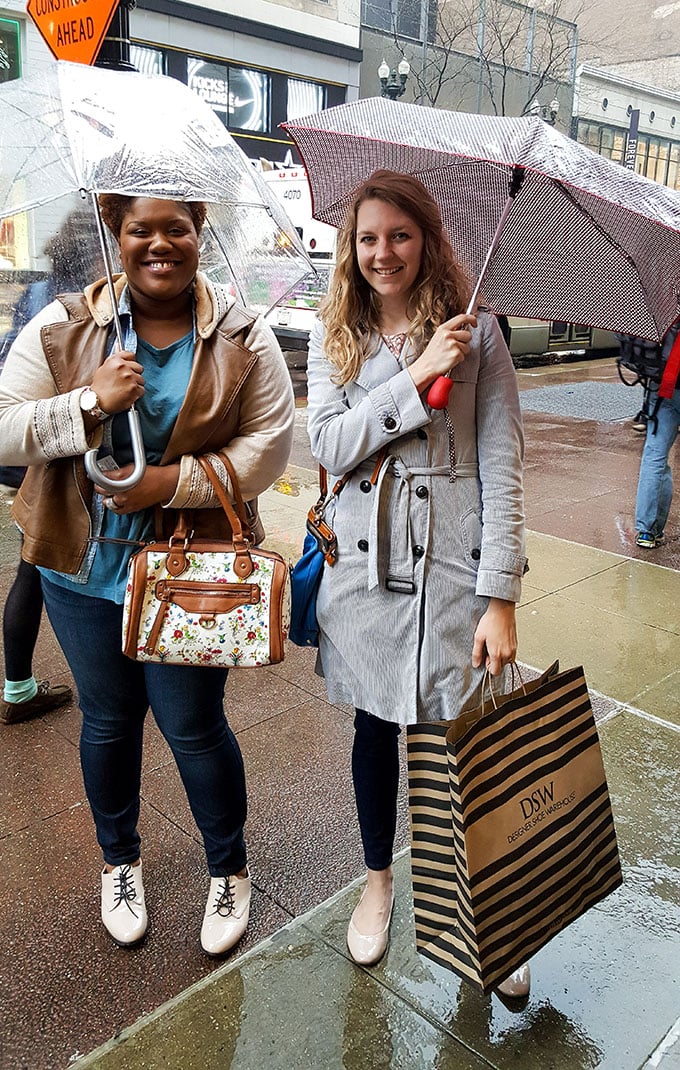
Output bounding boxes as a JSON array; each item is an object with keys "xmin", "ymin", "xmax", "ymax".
[
  {"xmin": 84, "ymin": 406, "xmax": 147, "ymax": 492},
  {"xmin": 427, "ymin": 376, "xmax": 454, "ymax": 409}
]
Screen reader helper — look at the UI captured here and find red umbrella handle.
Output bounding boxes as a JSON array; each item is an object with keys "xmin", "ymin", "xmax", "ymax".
[{"xmin": 427, "ymin": 374, "xmax": 453, "ymax": 409}]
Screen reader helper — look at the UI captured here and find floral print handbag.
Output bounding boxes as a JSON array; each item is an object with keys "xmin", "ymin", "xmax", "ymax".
[{"xmin": 122, "ymin": 457, "xmax": 289, "ymax": 667}]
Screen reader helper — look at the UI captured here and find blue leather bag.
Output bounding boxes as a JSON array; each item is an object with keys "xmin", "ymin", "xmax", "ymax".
[
  {"xmin": 289, "ymin": 453, "xmax": 384, "ymax": 648},
  {"xmin": 289, "ymin": 530, "xmax": 325, "ymax": 647}
]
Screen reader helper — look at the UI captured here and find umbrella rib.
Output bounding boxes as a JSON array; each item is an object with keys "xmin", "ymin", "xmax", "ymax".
[
  {"xmin": 202, "ymin": 219, "xmax": 245, "ymax": 306},
  {"xmin": 552, "ymin": 179, "xmax": 659, "ymax": 334}
]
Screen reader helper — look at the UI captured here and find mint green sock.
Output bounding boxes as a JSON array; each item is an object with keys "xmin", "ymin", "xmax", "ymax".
[{"xmin": 4, "ymin": 677, "xmax": 38, "ymax": 704}]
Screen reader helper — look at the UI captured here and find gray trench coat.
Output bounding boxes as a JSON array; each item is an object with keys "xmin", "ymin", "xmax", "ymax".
[{"xmin": 306, "ymin": 312, "xmax": 526, "ymax": 726}]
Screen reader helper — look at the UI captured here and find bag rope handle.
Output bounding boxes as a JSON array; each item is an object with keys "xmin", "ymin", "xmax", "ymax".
[{"xmin": 194, "ymin": 455, "xmax": 256, "ymax": 579}]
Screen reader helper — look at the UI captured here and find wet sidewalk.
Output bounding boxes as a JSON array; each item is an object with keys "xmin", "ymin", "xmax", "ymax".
[{"xmin": 1, "ymin": 357, "xmax": 679, "ymax": 1069}]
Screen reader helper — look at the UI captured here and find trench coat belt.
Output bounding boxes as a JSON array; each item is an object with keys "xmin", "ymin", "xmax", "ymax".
[{"xmin": 367, "ymin": 456, "xmax": 479, "ymax": 592}]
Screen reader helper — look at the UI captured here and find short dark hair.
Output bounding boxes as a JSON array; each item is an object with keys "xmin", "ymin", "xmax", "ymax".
[{"xmin": 97, "ymin": 195, "xmax": 207, "ymax": 237}]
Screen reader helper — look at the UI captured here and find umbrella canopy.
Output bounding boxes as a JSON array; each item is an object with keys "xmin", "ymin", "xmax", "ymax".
[
  {"xmin": 284, "ymin": 97, "xmax": 680, "ymax": 342},
  {"xmin": 1, "ymin": 61, "xmax": 314, "ymax": 491},
  {"xmin": 1, "ymin": 60, "xmax": 313, "ymax": 314}
]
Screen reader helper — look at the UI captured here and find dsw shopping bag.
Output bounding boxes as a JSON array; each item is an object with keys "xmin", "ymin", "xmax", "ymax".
[{"xmin": 407, "ymin": 661, "xmax": 623, "ymax": 994}]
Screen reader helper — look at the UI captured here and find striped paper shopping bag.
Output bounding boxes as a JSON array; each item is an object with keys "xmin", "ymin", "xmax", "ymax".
[{"xmin": 407, "ymin": 661, "xmax": 623, "ymax": 993}]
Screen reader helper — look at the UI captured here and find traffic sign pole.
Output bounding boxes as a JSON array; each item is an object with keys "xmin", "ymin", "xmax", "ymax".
[{"xmin": 95, "ymin": 0, "xmax": 136, "ymax": 72}]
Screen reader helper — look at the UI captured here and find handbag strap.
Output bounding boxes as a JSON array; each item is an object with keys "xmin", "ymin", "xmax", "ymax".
[
  {"xmin": 192, "ymin": 455, "xmax": 256, "ymax": 578},
  {"xmin": 316, "ymin": 448, "xmax": 387, "ymax": 516}
]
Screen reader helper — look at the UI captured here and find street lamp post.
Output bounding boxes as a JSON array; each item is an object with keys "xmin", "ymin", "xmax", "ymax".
[
  {"xmin": 378, "ymin": 58, "xmax": 410, "ymax": 100},
  {"xmin": 528, "ymin": 98, "xmax": 560, "ymax": 125}
]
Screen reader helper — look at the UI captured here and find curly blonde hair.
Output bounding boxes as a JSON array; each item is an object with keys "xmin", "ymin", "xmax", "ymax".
[{"xmin": 320, "ymin": 170, "xmax": 472, "ymax": 385}]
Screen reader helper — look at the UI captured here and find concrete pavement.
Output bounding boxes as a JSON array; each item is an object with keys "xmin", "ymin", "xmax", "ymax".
[{"xmin": 1, "ymin": 356, "xmax": 679, "ymax": 1069}]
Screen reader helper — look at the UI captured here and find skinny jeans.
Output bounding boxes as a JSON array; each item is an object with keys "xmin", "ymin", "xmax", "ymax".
[
  {"xmin": 352, "ymin": 709, "xmax": 401, "ymax": 871},
  {"xmin": 635, "ymin": 387, "xmax": 680, "ymax": 536},
  {"xmin": 41, "ymin": 578, "xmax": 247, "ymax": 875}
]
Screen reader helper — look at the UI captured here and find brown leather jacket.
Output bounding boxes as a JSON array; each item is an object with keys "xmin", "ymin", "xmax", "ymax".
[{"xmin": 13, "ymin": 292, "xmax": 268, "ymax": 573}]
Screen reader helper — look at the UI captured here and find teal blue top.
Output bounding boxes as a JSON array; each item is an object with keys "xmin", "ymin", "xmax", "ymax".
[{"xmin": 41, "ymin": 327, "xmax": 195, "ymax": 604}]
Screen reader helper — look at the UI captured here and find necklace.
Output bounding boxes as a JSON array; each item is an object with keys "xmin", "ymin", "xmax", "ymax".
[{"xmin": 381, "ymin": 332, "xmax": 407, "ymax": 359}]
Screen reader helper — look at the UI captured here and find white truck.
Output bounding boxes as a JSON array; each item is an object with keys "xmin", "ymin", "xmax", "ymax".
[{"xmin": 260, "ymin": 167, "xmax": 335, "ymax": 352}]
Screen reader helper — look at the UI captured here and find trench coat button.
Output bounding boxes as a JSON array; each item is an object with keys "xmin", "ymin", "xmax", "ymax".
[
  {"xmin": 357, "ymin": 539, "xmax": 369, "ymax": 552},
  {"xmin": 413, "ymin": 545, "xmax": 425, "ymax": 559},
  {"xmin": 383, "ymin": 416, "xmax": 397, "ymax": 430},
  {"xmin": 360, "ymin": 480, "xmax": 372, "ymax": 493},
  {"xmin": 415, "ymin": 485, "xmax": 428, "ymax": 499},
  {"xmin": 471, "ymin": 548, "xmax": 481, "ymax": 560},
  {"xmin": 416, "ymin": 429, "xmax": 427, "ymax": 440}
]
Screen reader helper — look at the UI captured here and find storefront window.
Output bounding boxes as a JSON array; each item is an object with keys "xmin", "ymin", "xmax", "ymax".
[
  {"xmin": 187, "ymin": 57, "xmax": 269, "ymax": 133},
  {"xmin": 131, "ymin": 44, "xmax": 165, "ymax": 77},
  {"xmin": 611, "ymin": 130, "xmax": 626, "ymax": 166},
  {"xmin": 230, "ymin": 67, "xmax": 269, "ymax": 131},
  {"xmin": 599, "ymin": 127, "xmax": 615, "ymax": 159},
  {"xmin": 668, "ymin": 144, "xmax": 680, "ymax": 191},
  {"xmin": 287, "ymin": 79, "xmax": 325, "ymax": 121},
  {"xmin": 576, "ymin": 121, "xmax": 600, "ymax": 152},
  {"xmin": 0, "ymin": 17, "xmax": 21, "ymax": 84},
  {"xmin": 635, "ymin": 135, "xmax": 649, "ymax": 177}
]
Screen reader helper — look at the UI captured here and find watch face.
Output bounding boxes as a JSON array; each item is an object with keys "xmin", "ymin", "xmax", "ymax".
[{"xmin": 80, "ymin": 388, "xmax": 97, "ymax": 412}]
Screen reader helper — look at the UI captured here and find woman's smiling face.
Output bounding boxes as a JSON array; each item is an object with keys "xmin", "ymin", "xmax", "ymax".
[
  {"xmin": 118, "ymin": 198, "xmax": 199, "ymax": 305},
  {"xmin": 355, "ymin": 197, "xmax": 424, "ymax": 308}
]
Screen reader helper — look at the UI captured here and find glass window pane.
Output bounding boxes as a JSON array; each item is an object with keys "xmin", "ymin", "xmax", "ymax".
[
  {"xmin": 187, "ymin": 57, "xmax": 230, "ymax": 125},
  {"xmin": 635, "ymin": 134, "xmax": 649, "ymax": 176},
  {"xmin": 611, "ymin": 131, "xmax": 626, "ymax": 165},
  {"xmin": 287, "ymin": 79, "xmax": 325, "ymax": 121},
  {"xmin": 131, "ymin": 44, "xmax": 165, "ymax": 76},
  {"xmin": 0, "ymin": 17, "xmax": 21, "ymax": 83},
  {"xmin": 599, "ymin": 127, "xmax": 615, "ymax": 158},
  {"xmin": 646, "ymin": 138, "xmax": 661, "ymax": 181},
  {"xmin": 362, "ymin": 0, "xmax": 392, "ymax": 32},
  {"xmin": 229, "ymin": 67, "xmax": 269, "ymax": 132},
  {"xmin": 397, "ymin": 0, "xmax": 421, "ymax": 38},
  {"xmin": 668, "ymin": 144, "xmax": 680, "ymax": 191}
]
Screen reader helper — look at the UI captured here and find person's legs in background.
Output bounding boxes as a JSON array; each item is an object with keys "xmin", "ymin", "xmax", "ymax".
[
  {"xmin": 635, "ymin": 391, "xmax": 680, "ymax": 547},
  {"xmin": 1, "ymin": 466, "xmax": 72, "ymax": 725},
  {"xmin": 1, "ymin": 556, "xmax": 72, "ymax": 724}
]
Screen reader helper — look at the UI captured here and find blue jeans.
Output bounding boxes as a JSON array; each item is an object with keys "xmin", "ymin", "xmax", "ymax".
[
  {"xmin": 352, "ymin": 709, "xmax": 401, "ymax": 871},
  {"xmin": 635, "ymin": 387, "xmax": 680, "ymax": 536},
  {"xmin": 41, "ymin": 579, "xmax": 247, "ymax": 875}
]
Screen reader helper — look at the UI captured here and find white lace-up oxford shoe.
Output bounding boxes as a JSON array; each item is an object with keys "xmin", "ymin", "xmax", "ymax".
[
  {"xmin": 101, "ymin": 861, "xmax": 147, "ymax": 947},
  {"xmin": 496, "ymin": 963, "xmax": 531, "ymax": 998},
  {"xmin": 200, "ymin": 870, "xmax": 251, "ymax": 957}
]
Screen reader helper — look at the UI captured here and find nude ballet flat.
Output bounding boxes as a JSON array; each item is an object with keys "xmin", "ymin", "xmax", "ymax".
[
  {"xmin": 496, "ymin": 963, "xmax": 531, "ymax": 998},
  {"xmin": 346, "ymin": 888, "xmax": 395, "ymax": 966}
]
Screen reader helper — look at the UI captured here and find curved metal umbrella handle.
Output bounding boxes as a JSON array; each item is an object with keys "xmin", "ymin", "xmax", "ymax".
[{"xmin": 84, "ymin": 406, "xmax": 147, "ymax": 492}]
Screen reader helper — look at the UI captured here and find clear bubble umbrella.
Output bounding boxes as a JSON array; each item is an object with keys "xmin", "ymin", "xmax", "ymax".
[{"xmin": 0, "ymin": 60, "xmax": 313, "ymax": 489}]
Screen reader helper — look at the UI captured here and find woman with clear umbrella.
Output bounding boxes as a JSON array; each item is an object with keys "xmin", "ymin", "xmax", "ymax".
[
  {"xmin": 0, "ymin": 194, "xmax": 295, "ymax": 955},
  {"xmin": 306, "ymin": 171, "xmax": 529, "ymax": 997}
]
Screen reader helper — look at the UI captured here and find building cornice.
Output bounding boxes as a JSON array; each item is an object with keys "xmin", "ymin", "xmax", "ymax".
[
  {"xmin": 577, "ymin": 63, "xmax": 680, "ymax": 106},
  {"xmin": 135, "ymin": 0, "xmax": 363, "ymax": 62}
]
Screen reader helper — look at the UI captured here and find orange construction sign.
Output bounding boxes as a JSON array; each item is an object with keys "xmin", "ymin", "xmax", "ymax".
[{"xmin": 26, "ymin": 0, "xmax": 119, "ymax": 66}]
